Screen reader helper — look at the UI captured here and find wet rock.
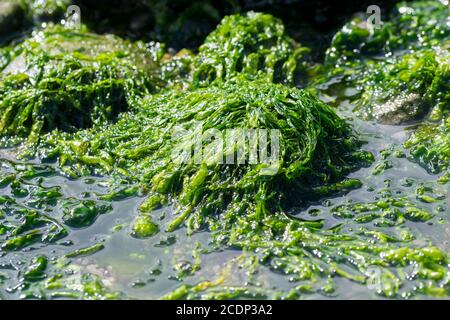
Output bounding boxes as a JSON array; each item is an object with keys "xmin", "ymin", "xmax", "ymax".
[
  {"xmin": 373, "ymin": 93, "xmax": 429, "ymax": 125},
  {"xmin": 0, "ymin": 0, "xmax": 24, "ymax": 37}
]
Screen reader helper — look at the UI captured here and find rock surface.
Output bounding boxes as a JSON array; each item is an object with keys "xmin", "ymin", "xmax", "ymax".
[{"xmin": 373, "ymin": 93, "xmax": 429, "ymax": 125}]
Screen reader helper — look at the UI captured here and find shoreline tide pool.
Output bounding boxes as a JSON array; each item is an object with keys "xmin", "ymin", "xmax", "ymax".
[{"xmin": 1, "ymin": 0, "xmax": 450, "ymax": 300}]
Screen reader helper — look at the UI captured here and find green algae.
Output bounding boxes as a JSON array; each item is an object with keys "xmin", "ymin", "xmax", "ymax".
[
  {"xmin": 131, "ymin": 215, "xmax": 159, "ymax": 239},
  {"xmin": 332, "ymin": 196, "xmax": 434, "ymax": 226},
  {"xmin": 0, "ymin": 25, "xmax": 162, "ymax": 143},
  {"xmin": 0, "ymin": 157, "xmax": 123, "ymax": 299},
  {"xmin": 65, "ymin": 243, "xmax": 105, "ymax": 258},
  {"xmin": 322, "ymin": 0, "xmax": 450, "ymax": 124},
  {"xmin": 326, "ymin": 0, "xmax": 450, "ymax": 67},
  {"xmin": 38, "ymin": 77, "xmax": 370, "ymax": 221},
  {"xmin": 1, "ymin": 4, "xmax": 450, "ymax": 300},
  {"xmin": 192, "ymin": 12, "xmax": 317, "ymax": 87},
  {"xmin": 318, "ymin": 0, "xmax": 450, "ymax": 177},
  {"xmin": 32, "ymin": 75, "xmax": 450, "ymax": 298},
  {"xmin": 404, "ymin": 117, "xmax": 450, "ymax": 174},
  {"xmin": 62, "ymin": 199, "xmax": 111, "ymax": 229},
  {"xmin": 18, "ymin": 255, "xmax": 120, "ymax": 299}
]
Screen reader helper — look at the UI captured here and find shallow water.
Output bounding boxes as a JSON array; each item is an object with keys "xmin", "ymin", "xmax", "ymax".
[{"xmin": 0, "ymin": 94, "xmax": 449, "ymax": 300}]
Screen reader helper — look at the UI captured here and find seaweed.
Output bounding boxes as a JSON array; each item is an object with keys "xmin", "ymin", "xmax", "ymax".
[
  {"xmin": 0, "ymin": 25, "xmax": 163, "ymax": 144},
  {"xmin": 36, "ymin": 76, "xmax": 450, "ymax": 298},
  {"xmin": 326, "ymin": 0, "xmax": 450, "ymax": 67},
  {"xmin": 2, "ymin": 1, "xmax": 450, "ymax": 300},
  {"xmin": 39, "ymin": 77, "xmax": 370, "ymax": 220},
  {"xmin": 356, "ymin": 46, "xmax": 450, "ymax": 123},
  {"xmin": 405, "ymin": 117, "xmax": 450, "ymax": 175},
  {"xmin": 18, "ymin": 255, "xmax": 121, "ymax": 299},
  {"xmin": 321, "ymin": 0, "xmax": 450, "ymax": 124},
  {"xmin": 192, "ymin": 12, "xmax": 317, "ymax": 87}
]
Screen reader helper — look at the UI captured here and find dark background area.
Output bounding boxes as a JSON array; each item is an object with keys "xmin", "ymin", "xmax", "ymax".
[
  {"xmin": 1, "ymin": 0, "xmax": 403, "ymax": 59},
  {"xmin": 69, "ymin": 0, "xmax": 401, "ymax": 54}
]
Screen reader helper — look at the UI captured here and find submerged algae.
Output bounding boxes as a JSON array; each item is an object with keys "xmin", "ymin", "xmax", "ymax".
[
  {"xmin": 34, "ymin": 77, "xmax": 450, "ymax": 298},
  {"xmin": 1, "ymin": 4, "xmax": 450, "ymax": 300},
  {"xmin": 0, "ymin": 157, "xmax": 124, "ymax": 299}
]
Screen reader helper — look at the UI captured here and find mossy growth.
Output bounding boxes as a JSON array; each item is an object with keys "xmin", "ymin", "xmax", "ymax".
[
  {"xmin": 39, "ymin": 77, "xmax": 371, "ymax": 229},
  {"xmin": 192, "ymin": 12, "xmax": 317, "ymax": 87},
  {"xmin": 0, "ymin": 24, "xmax": 163, "ymax": 145},
  {"xmin": 355, "ymin": 46, "xmax": 450, "ymax": 123},
  {"xmin": 326, "ymin": 0, "xmax": 450, "ymax": 67},
  {"xmin": 322, "ymin": 1, "xmax": 450, "ymax": 125},
  {"xmin": 405, "ymin": 117, "xmax": 450, "ymax": 175}
]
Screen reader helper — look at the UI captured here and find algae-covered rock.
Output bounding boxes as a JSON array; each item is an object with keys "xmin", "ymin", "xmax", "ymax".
[
  {"xmin": 326, "ymin": 0, "xmax": 450, "ymax": 66},
  {"xmin": 192, "ymin": 12, "xmax": 315, "ymax": 87},
  {"xmin": 356, "ymin": 47, "xmax": 449, "ymax": 123},
  {"xmin": 0, "ymin": 25, "xmax": 162, "ymax": 143},
  {"xmin": 323, "ymin": 1, "xmax": 450, "ymax": 125},
  {"xmin": 40, "ymin": 77, "xmax": 372, "ymax": 233},
  {"xmin": 371, "ymin": 93, "xmax": 429, "ymax": 125}
]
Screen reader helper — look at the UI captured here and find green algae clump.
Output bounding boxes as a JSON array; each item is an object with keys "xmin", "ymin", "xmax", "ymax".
[
  {"xmin": 0, "ymin": 25, "xmax": 161, "ymax": 144},
  {"xmin": 131, "ymin": 215, "xmax": 159, "ymax": 239},
  {"xmin": 40, "ymin": 77, "xmax": 371, "ymax": 233},
  {"xmin": 405, "ymin": 117, "xmax": 450, "ymax": 174},
  {"xmin": 192, "ymin": 12, "xmax": 315, "ymax": 87},
  {"xmin": 323, "ymin": 1, "xmax": 450, "ymax": 124}
]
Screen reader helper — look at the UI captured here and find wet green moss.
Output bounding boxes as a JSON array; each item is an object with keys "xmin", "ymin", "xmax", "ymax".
[
  {"xmin": 39, "ymin": 77, "xmax": 370, "ymax": 227},
  {"xmin": 0, "ymin": 25, "xmax": 161, "ymax": 143},
  {"xmin": 322, "ymin": 0, "xmax": 450, "ymax": 124},
  {"xmin": 326, "ymin": 0, "xmax": 450, "ymax": 67},
  {"xmin": 405, "ymin": 117, "xmax": 450, "ymax": 174},
  {"xmin": 192, "ymin": 12, "xmax": 317, "ymax": 87}
]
